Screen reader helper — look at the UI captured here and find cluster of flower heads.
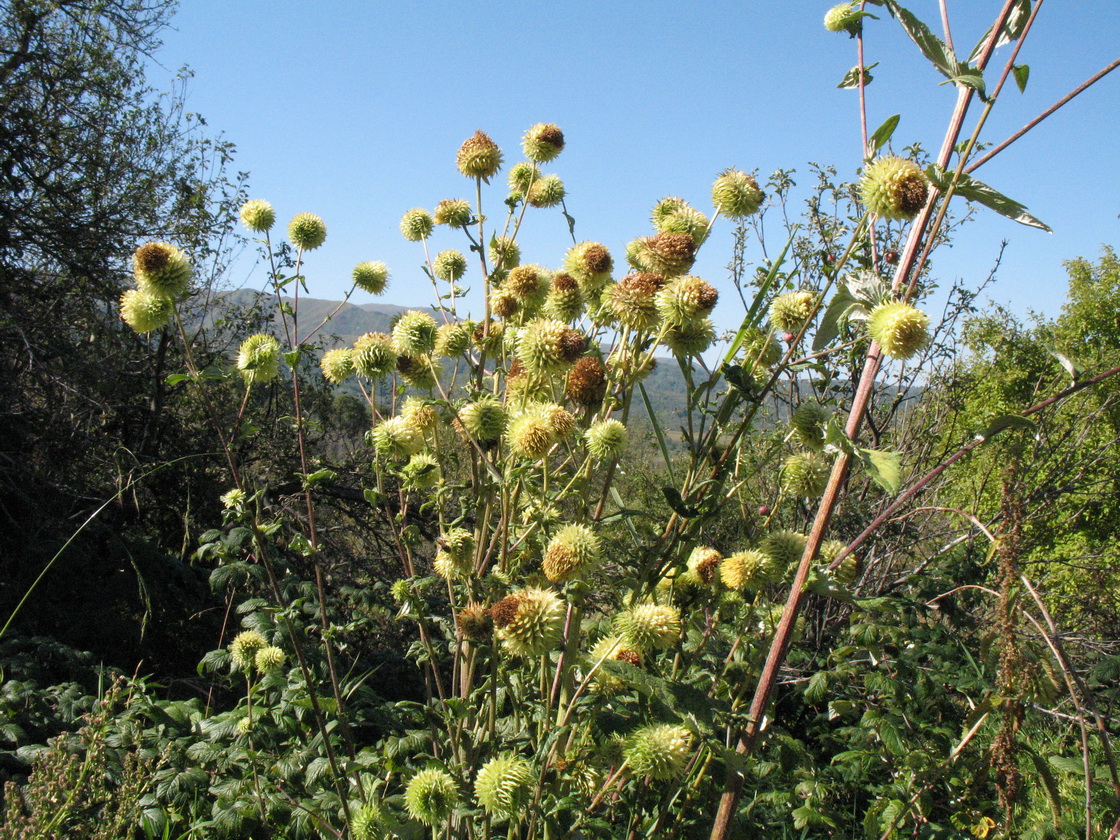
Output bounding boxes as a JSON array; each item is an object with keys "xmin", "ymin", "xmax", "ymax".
[
  {"xmin": 119, "ymin": 241, "xmax": 192, "ymax": 333},
  {"xmin": 228, "ymin": 630, "xmax": 286, "ymax": 676}
]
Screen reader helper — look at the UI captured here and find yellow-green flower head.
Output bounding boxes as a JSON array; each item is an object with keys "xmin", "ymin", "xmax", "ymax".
[
  {"xmin": 133, "ymin": 241, "xmax": 192, "ymax": 298},
  {"xmin": 457, "ymin": 129, "xmax": 503, "ymax": 181},
  {"xmin": 458, "ymin": 604, "xmax": 493, "ymax": 640},
  {"xmin": 543, "ymin": 272, "xmax": 584, "ymax": 321},
  {"xmin": 867, "ymin": 300, "xmax": 930, "ymax": 360},
  {"xmin": 220, "ymin": 488, "xmax": 246, "ymax": 510},
  {"xmin": 588, "ymin": 635, "xmax": 643, "ymax": 693},
  {"xmin": 474, "ymin": 755, "xmax": 534, "ymax": 818},
  {"xmin": 656, "ymin": 275, "xmax": 719, "ymax": 326},
  {"xmin": 543, "ymin": 523, "xmax": 602, "ymax": 582},
  {"xmin": 663, "ymin": 318, "xmax": 716, "ymax": 357},
  {"xmin": 719, "ymin": 549, "xmax": 771, "ymax": 590},
  {"xmin": 432, "ymin": 249, "xmax": 467, "ymax": 282},
  {"xmin": 237, "ymin": 334, "xmax": 281, "ymax": 384},
  {"xmin": 489, "ymin": 287, "xmax": 520, "ymax": 320},
  {"xmin": 522, "ymin": 122, "xmax": 565, "ymax": 163},
  {"xmin": 400, "ymin": 396, "xmax": 438, "ymax": 434},
  {"xmin": 489, "ymin": 235, "xmax": 521, "ymax": 270},
  {"xmin": 507, "ymin": 161, "xmax": 541, "ymax": 198},
  {"xmin": 239, "ymin": 198, "xmax": 275, "ymax": 233},
  {"xmin": 585, "ymin": 418, "xmax": 628, "ymax": 461},
  {"xmin": 658, "ymin": 206, "xmax": 710, "ymax": 245},
  {"xmin": 287, "ymin": 212, "xmax": 327, "ymax": 250},
  {"xmin": 566, "ymin": 356, "xmax": 608, "ymax": 408},
  {"xmin": 235, "ymin": 716, "xmax": 252, "ymax": 736},
  {"xmin": 781, "ymin": 451, "xmax": 830, "ymax": 498},
  {"xmin": 624, "ymin": 724, "xmax": 694, "ymax": 780},
  {"xmin": 607, "ymin": 272, "xmax": 665, "ymax": 331},
  {"xmin": 396, "ymin": 354, "xmax": 439, "ymax": 390},
  {"xmin": 527, "ymin": 174, "xmax": 565, "ymax": 208},
  {"xmin": 392, "ymin": 310, "xmax": 438, "ymax": 357},
  {"xmin": 687, "ymin": 545, "xmax": 723, "ymax": 586},
  {"xmin": 353, "ymin": 261, "xmax": 390, "ymax": 295},
  {"xmin": 434, "ymin": 197, "xmax": 473, "ymax": 228},
  {"xmin": 401, "ymin": 452, "xmax": 440, "ymax": 490},
  {"xmin": 516, "ymin": 317, "xmax": 585, "ymax": 374},
  {"xmin": 543, "ymin": 403, "xmax": 576, "ymax": 439},
  {"xmin": 119, "ymin": 288, "xmax": 174, "ymax": 333},
  {"xmin": 741, "ymin": 326, "xmax": 783, "ymax": 369},
  {"xmin": 824, "ymin": 1, "xmax": 863, "ymax": 33},
  {"xmin": 229, "ymin": 630, "xmax": 266, "ymax": 670},
  {"xmin": 434, "ymin": 321, "xmax": 473, "ymax": 357},
  {"xmin": 404, "ymin": 767, "xmax": 460, "ymax": 826},
  {"xmin": 834, "ymin": 548, "xmax": 862, "ymax": 586},
  {"xmin": 860, "ymin": 157, "xmax": 929, "ymax": 221},
  {"xmin": 507, "ymin": 405, "xmax": 559, "ymax": 458},
  {"xmin": 439, "ymin": 527, "xmax": 475, "ymax": 562},
  {"xmin": 614, "ymin": 604, "xmax": 681, "ymax": 653},
  {"xmin": 457, "ymin": 395, "xmax": 507, "ymax": 444},
  {"xmin": 506, "ymin": 263, "xmax": 551, "ymax": 311},
  {"xmin": 769, "ymin": 290, "xmax": 818, "ymax": 332},
  {"xmin": 563, "ymin": 241, "xmax": 613, "ymax": 292},
  {"xmin": 320, "ymin": 348, "xmax": 354, "ymax": 384},
  {"xmin": 791, "ymin": 401, "xmax": 831, "ymax": 450},
  {"xmin": 370, "ymin": 415, "xmax": 425, "ymax": 460},
  {"xmin": 352, "ymin": 332, "xmax": 395, "ymax": 379},
  {"xmin": 433, "ymin": 549, "xmax": 465, "ymax": 580},
  {"xmin": 390, "ymin": 579, "xmax": 412, "ymax": 602},
  {"xmin": 637, "ymin": 232, "xmax": 697, "ymax": 277},
  {"xmin": 350, "ymin": 803, "xmax": 384, "ymax": 840},
  {"xmin": 490, "ymin": 587, "xmax": 565, "ymax": 656},
  {"xmin": 712, "ymin": 168, "xmax": 765, "ymax": 218},
  {"xmin": 761, "ymin": 529, "xmax": 808, "ymax": 570},
  {"xmin": 254, "ymin": 645, "xmax": 286, "ymax": 675},
  {"xmin": 399, "ymin": 207, "xmax": 434, "ymax": 242},
  {"xmin": 650, "ymin": 196, "xmax": 691, "ymax": 229}
]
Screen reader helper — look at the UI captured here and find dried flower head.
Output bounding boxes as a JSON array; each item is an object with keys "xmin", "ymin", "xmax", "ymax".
[
  {"xmin": 658, "ymin": 205, "xmax": 710, "ymax": 245},
  {"xmin": 588, "ymin": 635, "xmax": 643, "ymax": 692},
  {"xmin": 517, "ymin": 318, "xmax": 585, "ymax": 373},
  {"xmin": 687, "ymin": 545, "xmax": 723, "ymax": 586},
  {"xmin": 457, "ymin": 130, "xmax": 503, "ymax": 181},
  {"xmin": 606, "ymin": 272, "xmax": 665, "ymax": 331},
  {"xmin": 656, "ymin": 275, "xmax": 718, "ymax": 326},
  {"xmin": 543, "ymin": 523, "xmax": 602, "ymax": 582},
  {"xmin": 133, "ymin": 241, "xmax": 192, "ymax": 298},
  {"xmin": 491, "ymin": 587, "xmax": 565, "ymax": 656},
  {"xmin": 639, "ymin": 231, "xmax": 697, "ymax": 277},
  {"xmin": 563, "ymin": 241, "xmax": 613, "ymax": 292},
  {"xmin": 544, "ymin": 272, "xmax": 584, "ymax": 321},
  {"xmin": 566, "ymin": 356, "xmax": 608, "ymax": 407},
  {"xmin": 458, "ymin": 604, "xmax": 493, "ymax": 640}
]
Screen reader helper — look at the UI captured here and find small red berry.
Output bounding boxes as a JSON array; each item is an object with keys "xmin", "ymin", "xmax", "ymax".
[
  {"xmin": 884, "ymin": 249, "xmax": 900, "ymax": 265},
  {"xmin": 758, "ymin": 505, "xmax": 771, "ymax": 516},
  {"xmin": 783, "ymin": 332, "xmax": 796, "ymax": 344}
]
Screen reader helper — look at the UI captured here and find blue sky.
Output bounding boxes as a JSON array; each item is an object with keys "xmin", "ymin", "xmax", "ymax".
[{"xmin": 153, "ymin": 2, "xmax": 1119, "ymax": 333}]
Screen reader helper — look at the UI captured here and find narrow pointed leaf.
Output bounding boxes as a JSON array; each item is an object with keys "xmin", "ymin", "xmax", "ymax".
[
  {"xmin": 886, "ymin": 1, "xmax": 957, "ymax": 78},
  {"xmin": 969, "ymin": 0, "xmax": 1033, "ymax": 63},
  {"xmin": 975, "ymin": 414, "xmax": 1036, "ymax": 441},
  {"xmin": 951, "ymin": 172, "xmax": 1052, "ymax": 232},
  {"xmin": 1046, "ymin": 346, "xmax": 1085, "ymax": 382},
  {"xmin": 867, "ymin": 114, "xmax": 900, "ymax": 157}
]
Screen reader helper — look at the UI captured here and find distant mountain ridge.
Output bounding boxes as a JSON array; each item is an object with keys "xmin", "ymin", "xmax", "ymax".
[{"xmin": 217, "ymin": 289, "xmax": 415, "ymax": 347}]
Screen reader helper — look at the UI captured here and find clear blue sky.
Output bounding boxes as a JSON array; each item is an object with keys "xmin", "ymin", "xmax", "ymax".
[{"xmin": 152, "ymin": 1, "xmax": 1119, "ymax": 333}]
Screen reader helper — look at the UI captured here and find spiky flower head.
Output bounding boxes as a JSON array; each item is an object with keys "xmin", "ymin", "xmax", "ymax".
[
  {"xmin": 220, "ymin": 488, "xmax": 246, "ymax": 510},
  {"xmin": 860, "ymin": 157, "xmax": 929, "ymax": 221},
  {"xmin": 606, "ymin": 272, "xmax": 665, "ymax": 331},
  {"xmin": 516, "ymin": 318, "xmax": 585, "ymax": 374},
  {"xmin": 522, "ymin": 122, "xmax": 565, "ymax": 163},
  {"xmin": 489, "ymin": 287, "xmax": 520, "ymax": 320},
  {"xmin": 790, "ymin": 402, "xmax": 830, "ymax": 450},
  {"xmin": 320, "ymin": 348, "xmax": 355, "ymax": 384},
  {"xmin": 507, "ymin": 161, "xmax": 541, "ymax": 197},
  {"xmin": 544, "ymin": 272, "xmax": 584, "ymax": 321},
  {"xmin": 663, "ymin": 318, "xmax": 716, "ymax": 357},
  {"xmin": 229, "ymin": 630, "xmax": 267, "ymax": 670},
  {"xmin": 649, "ymin": 196, "xmax": 689, "ymax": 227},
  {"xmin": 401, "ymin": 452, "xmax": 440, "ymax": 490},
  {"xmin": 761, "ymin": 529, "xmax": 808, "ymax": 571},
  {"xmin": 474, "ymin": 755, "xmax": 534, "ymax": 818},
  {"xmin": 432, "ymin": 250, "xmax": 467, "ymax": 282},
  {"xmin": 658, "ymin": 205, "xmax": 710, "ymax": 245},
  {"xmin": 404, "ymin": 767, "xmax": 460, "ymax": 826},
  {"xmin": 687, "ymin": 546, "xmax": 723, "ymax": 586},
  {"xmin": 566, "ymin": 356, "xmax": 608, "ymax": 407},
  {"xmin": 458, "ymin": 604, "xmax": 493, "ymax": 640},
  {"xmin": 391, "ymin": 310, "xmax": 438, "ymax": 357},
  {"xmin": 133, "ymin": 242, "xmax": 192, "ymax": 298},
  {"xmin": 563, "ymin": 242, "xmax": 613, "ymax": 292},
  {"xmin": 819, "ymin": 539, "xmax": 862, "ymax": 585},
  {"xmin": 287, "ymin": 212, "xmax": 327, "ymax": 250},
  {"xmin": 352, "ymin": 332, "xmax": 395, "ymax": 379},
  {"xmin": 633, "ymin": 232, "xmax": 696, "ymax": 277},
  {"xmin": 781, "ymin": 451, "xmax": 830, "ymax": 498},
  {"xmin": 435, "ymin": 321, "xmax": 473, "ymax": 357},
  {"xmin": 625, "ymin": 724, "xmax": 694, "ymax": 780},
  {"xmin": 866, "ymin": 300, "xmax": 930, "ymax": 360},
  {"xmin": 543, "ymin": 523, "xmax": 602, "ymax": 582},
  {"xmin": 458, "ymin": 395, "xmax": 507, "ymax": 444},
  {"xmin": 239, "ymin": 199, "xmax": 275, "ymax": 233},
  {"xmin": 119, "ymin": 288, "xmax": 174, "ymax": 333},
  {"xmin": 614, "ymin": 604, "xmax": 681, "ymax": 653},
  {"xmin": 824, "ymin": 1, "xmax": 863, "ymax": 33},
  {"xmin": 439, "ymin": 527, "xmax": 475, "ymax": 562},
  {"xmin": 399, "ymin": 208, "xmax": 434, "ymax": 242},
  {"xmin": 585, "ymin": 419, "xmax": 628, "ymax": 461},
  {"xmin": 490, "ymin": 587, "xmax": 565, "ymax": 656},
  {"xmin": 457, "ymin": 130, "xmax": 503, "ymax": 181},
  {"xmin": 489, "ymin": 235, "xmax": 521, "ymax": 270},
  {"xmin": 400, "ymin": 396, "xmax": 438, "ymax": 434},
  {"xmin": 370, "ymin": 415, "xmax": 425, "ymax": 460},
  {"xmin": 741, "ymin": 326, "xmax": 783, "ymax": 369},
  {"xmin": 254, "ymin": 645, "xmax": 286, "ymax": 674},
  {"xmin": 433, "ymin": 549, "xmax": 466, "ymax": 579},
  {"xmin": 237, "ymin": 334, "xmax": 281, "ymax": 384},
  {"xmin": 543, "ymin": 403, "xmax": 576, "ymax": 438},
  {"xmin": 588, "ymin": 635, "xmax": 643, "ymax": 693},
  {"xmin": 434, "ymin": 198, "xmax": 473, "ymax": 228},
  {"xmin": 656, "ymin": 275, "xmax": 718, "ymax": 326},
  {"xmin": 506, "ymin": 264, "xmax": 550, "ymax": 311},
  {"xmin": 396, "ymin": 354, "xmax": 439, "ymax": 390},
  {"xmin": 507, "ymin": 405, "xmax": 558, "ymax": 459},
  {"xmin": 712, "ymin": 168, "xmax": 765, "ymax": 218},
  {"xmin": 353, "ymin": 261, "xmax": 390, "ymax": 295},
  {"xmin": 769, "ymin": 290, "xmax": 818, "ymax": 333},
  {"xmin": 350, "ymin": 803, "xmax": 384, "ymax": 840},
  {"xmin": 719, "ymin": 549, "xmax": 773, "ymax": 590},
  {"xmin": 527, "ymin": 174, "xmax": 565, "ymax": 208}
]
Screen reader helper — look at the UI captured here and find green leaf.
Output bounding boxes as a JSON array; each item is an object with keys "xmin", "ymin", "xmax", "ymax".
[
  {"xmin": 824, "ymin": 417, "xmax": 857, "ymax": 456},
  {"xmin": 885, "ymin": 1, "xmax": 957, "ymax": 78},
  {"xmin": 1048, "ymin": 754, "xmax": 1085, "ymax": 776},
  {"xmin": 949, "ymin": 171, "xmax": 1052, "ymax": 232},
  {"xmin": 1046, "ymin": 346, "xmax": 1085, "ymax": 382},
  {"xmin": 640, "ymin": 382, "xmax": 675, "ymax": 484},
  {"xmin": 600, "ymin": 660, "xmax": 730, "ymax": 731},
  {"xmin": 837, "ymin": 62, "xmax": 877, "ymax": 89},
  {"xmin": 949, "ymin": 67, "xmax": 987, "ymax": 99},
  {"xmin": 300, "ymin": 468, "xmax": 337, "ymax": 487},
  {"xmin": 662, "ymin": 486, "xmax": 700, "ymax": 519},
  {"xmin": 975, "ymin": 414, "xmax": 1036, "ymax": 441},
  {"xmin": 284, "ymin": 348, "xmax": 302, "ymax": 367},
  {"xmin": 859, "ymin": 448, "xmax": 902, "ymax": 495},
  {"xmin": 812, "ymin": 287, "xmax": 855, "ymax": 351},
  {"xmin": 968, "ymin": 0, "xmax": 1033, "ymax": 63},
  {"xmin": 805, "ymin": 670, "xmax": 830, "ymax": 704},
  {"xmin": 867, "ymin": 113, "xmax": 900, "ymax": 157},
  {"xmin": 164, "ymin": 373, "xmax": 191, "ymax": 386},
  {"xmin": 1013, "ymin": 63, "xmax": 1030, "ymax": 93},
  {"xmin": 1024, "ymin": 748, "xmax": 1063, "ymax": 826}
]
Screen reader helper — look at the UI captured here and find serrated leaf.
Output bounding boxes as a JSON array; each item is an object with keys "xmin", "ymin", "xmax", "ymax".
[
  {"xmin": 949, "ymin": 67, "xmax": 987, "ymax": 99},
  {"xmin": 968, "ymin": 0, "xmax": 1033, "ymax": 63},
  {"xmin": 975, "ymin": 414, "xmax": 1036, "ymax": 441},
  {"xmin": 824, "ymin": 417, "xmax": 857, "ymax": 457},
  {"xmin": 885, "ymin": 1, "xmax": 956, "ymax": 78},
  {"xmin": 284, "ymin": 348, "xmax": 302, "ymax": 367},
  {"xmin": 805, "ymin": 670, "xmax": 830, "ymax": 704},
  {"xmin": 600, "ymin": 660, "xmax": 729, "ymax": 731},
  {"xmin": 838, "ymin": 62, "xmax": 877, "ymax": 89},
  {"xmin": 1013, "ymin": 63, "xmax": 1030, "ymax": 93},
  {"xmin": 859, "ymin": 448, "xmax": 901, "ymax": 494},
  {"xmin": 867, "ymin": 113, "xmax": 900, "ymax": 157},
  {"xmin": 950, "ymin": 172, "xmax": 1052, "ymax": 232}
]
